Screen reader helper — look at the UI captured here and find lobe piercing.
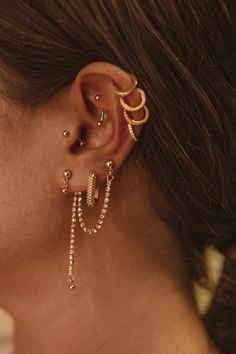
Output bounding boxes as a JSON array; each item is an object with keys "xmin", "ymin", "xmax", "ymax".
[{"xmin": 62, "ymin": 170, "xmax": 72, "ymax": 194}]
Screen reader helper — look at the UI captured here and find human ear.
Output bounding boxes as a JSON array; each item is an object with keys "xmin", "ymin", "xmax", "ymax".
[{"xmin": 56, "ymin": 61, "xmax": 146, "ymax": 193}]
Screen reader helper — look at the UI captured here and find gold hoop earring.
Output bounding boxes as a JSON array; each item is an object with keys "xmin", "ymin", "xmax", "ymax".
[
  {"xmin": 62, "ymin": 170, "xmax": 72, "ymax": 194},
  {"xmin": 120, "ymin": 88, "xmax": 146, "ymax": 112},
  {"xmin": 123, "ymin": 105, "xmax": 150, "ymax": 126},
  {"xmin": 87, "ymin": 171, "xmax": 100, "ymax": 208},
  {"xmin": 111, "ymin": 74, "xmax": 150, "ymax": 142},
  {"xmin": 77, "ymin": 161, "xmax": 115, "ymax": 234},
  {"xmin": 112, "ymin": 74, "xmax": 138, "ymax": 96}
]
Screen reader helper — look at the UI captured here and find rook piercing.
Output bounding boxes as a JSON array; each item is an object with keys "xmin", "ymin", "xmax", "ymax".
[{"xmin": 97, "ymin": 109, "xmax": 105, "ymax": 127}]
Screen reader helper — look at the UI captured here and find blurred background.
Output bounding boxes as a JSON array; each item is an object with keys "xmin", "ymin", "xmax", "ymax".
[{"xmin": 0, "ymin": 309, "xmax": 13, "ymax": 354}]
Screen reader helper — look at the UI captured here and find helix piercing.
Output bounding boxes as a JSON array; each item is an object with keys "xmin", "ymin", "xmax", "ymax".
[{"xmin": 112, "ymin": 74, "xmax": 150, "ymax": 142}]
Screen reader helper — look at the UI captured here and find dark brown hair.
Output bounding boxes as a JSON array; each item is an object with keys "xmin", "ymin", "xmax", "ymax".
[{"xmin": 0, "ymin": 1, "xmax": 235, "ymax": 352}]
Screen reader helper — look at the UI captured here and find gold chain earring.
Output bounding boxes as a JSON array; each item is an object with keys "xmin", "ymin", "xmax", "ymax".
[
  {"xmin": 77, "ymin": 161, "xmax": 115, "ymax": 234},
  {"xmin": 112, "ymin": 74, "xmax": 150, "ymax": 142},
  {"xmin": 68, "ymin": 192, "xmax": 79, "ymax": 290},
  {"xmin": 61, "ymin": 169, "xmax": 78, "ymax": 290},
  {"xmin": 87, "ymin": 171, "xmax": 100, "ymax": 208}
]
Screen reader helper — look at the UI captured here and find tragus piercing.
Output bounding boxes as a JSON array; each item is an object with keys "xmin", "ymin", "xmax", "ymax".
[{"xmin": 63, "ymin": 130, "xmax": 70, "ymax": 137}]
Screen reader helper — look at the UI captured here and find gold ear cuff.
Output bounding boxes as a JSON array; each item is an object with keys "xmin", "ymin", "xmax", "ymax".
[{"xmin": 112, "ymin": 74, "xmax": 150, "ymax": 142}]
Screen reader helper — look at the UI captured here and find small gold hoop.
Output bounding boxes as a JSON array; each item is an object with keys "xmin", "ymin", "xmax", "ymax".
[
  {"xmin": 87, "ymin": 172, "xmax": 100, "ymax": 208},
  {"xmin": 77, "ymin": 161, "xmax": 115, "ymax": 235},
  {"xmin": 112, "ymin": 74, "xmax": 138, "ymax": 97},
  {"xmin": 123, "ymin": 105, "xmax": 150, "ymax": 126},
  {"xmin": 120, "ymin": 88, "xmax": 146, "ymax": 112}
]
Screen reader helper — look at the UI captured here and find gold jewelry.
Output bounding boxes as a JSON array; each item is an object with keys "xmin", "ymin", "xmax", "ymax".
[
  {"xmin": 97, "ymin": 109, "xmax": 105, "ymax": 127},
  {"xmin": 68, "ymin": 192, "xmax": 78, "ymax": 290},
  {"xmin": 112, "ymin": 74, "xmax": 138, "ymax": 96},
  {"xmin": 111, "ymin": 74, "xmax": 150, "ymax": 142},
  {"xmin": 78, "ymin": 138, "xmax": 86, "ymax": 146},
  {"xmin": 123, "ymin": 105, "xmax": 150, "ymax": 126},
  {"xmin": 120, "ymin": 88, "xmax": 146, "ymax": 112},
  {"xmin": 87, "ymin": 171, "xmax": 100, "ymax": 208},
  {"xmin": 128, "ymin": 124, "xmax": 139, "ymax": 142},
  {"xmin": 62, "ymin": 170, "xmax": 72, "ymax": 194},
  {"xmin": 95, "ymin": 94, "xmax": 101, "ymax": 101},
  {"xmin": 77, "ymin": 161, "xmax": 115, "ymax": 234},
  {"xmin": 63, "ymin": 130, "xmax": 70, "ymax": 137},
  {"xmin": 62, "ymin": 170, "xmax": 77, "ymax": 290}
]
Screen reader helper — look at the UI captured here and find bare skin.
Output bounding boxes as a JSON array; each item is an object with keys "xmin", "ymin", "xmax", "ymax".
[{"xmin": 0, "ymin": 62, "xmax": 220, "ymax": 354}]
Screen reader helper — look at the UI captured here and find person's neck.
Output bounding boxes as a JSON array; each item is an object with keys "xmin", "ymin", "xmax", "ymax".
[
  {"xmin": 1, "ymin": 170, "xmax": 219, "ymax": 354},
  {"xmin": 11, "ymin": 222, "xmax": 216, "ymax": 354}
]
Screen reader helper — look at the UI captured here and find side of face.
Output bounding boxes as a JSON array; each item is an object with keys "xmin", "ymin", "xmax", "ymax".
[
  {"xmin": 0, "ymin": 62, "xmax": 143, "ymax": 292},
  {"xmin": 0, "ymin": 89, "xmax": 73, "ymax": 280}
]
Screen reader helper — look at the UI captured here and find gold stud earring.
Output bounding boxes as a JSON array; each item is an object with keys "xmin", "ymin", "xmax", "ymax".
[
  {"xmin": 95, "ymin": 94, "xmax": 101, "ymax": 101},
  {"xmin": 63, "ymin": 130, "xmax": 70, "ymax": 137},
  {"xmin": 77, "ymin": 161, "xmax": 115, "ymax": 234},
  {"xmin": 62, "ymin": 170, "xmax": 72, "ymax": 194},
  {"xmin": 87, "ymin": 171, "xmax": 100, "ymax": 207}
]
